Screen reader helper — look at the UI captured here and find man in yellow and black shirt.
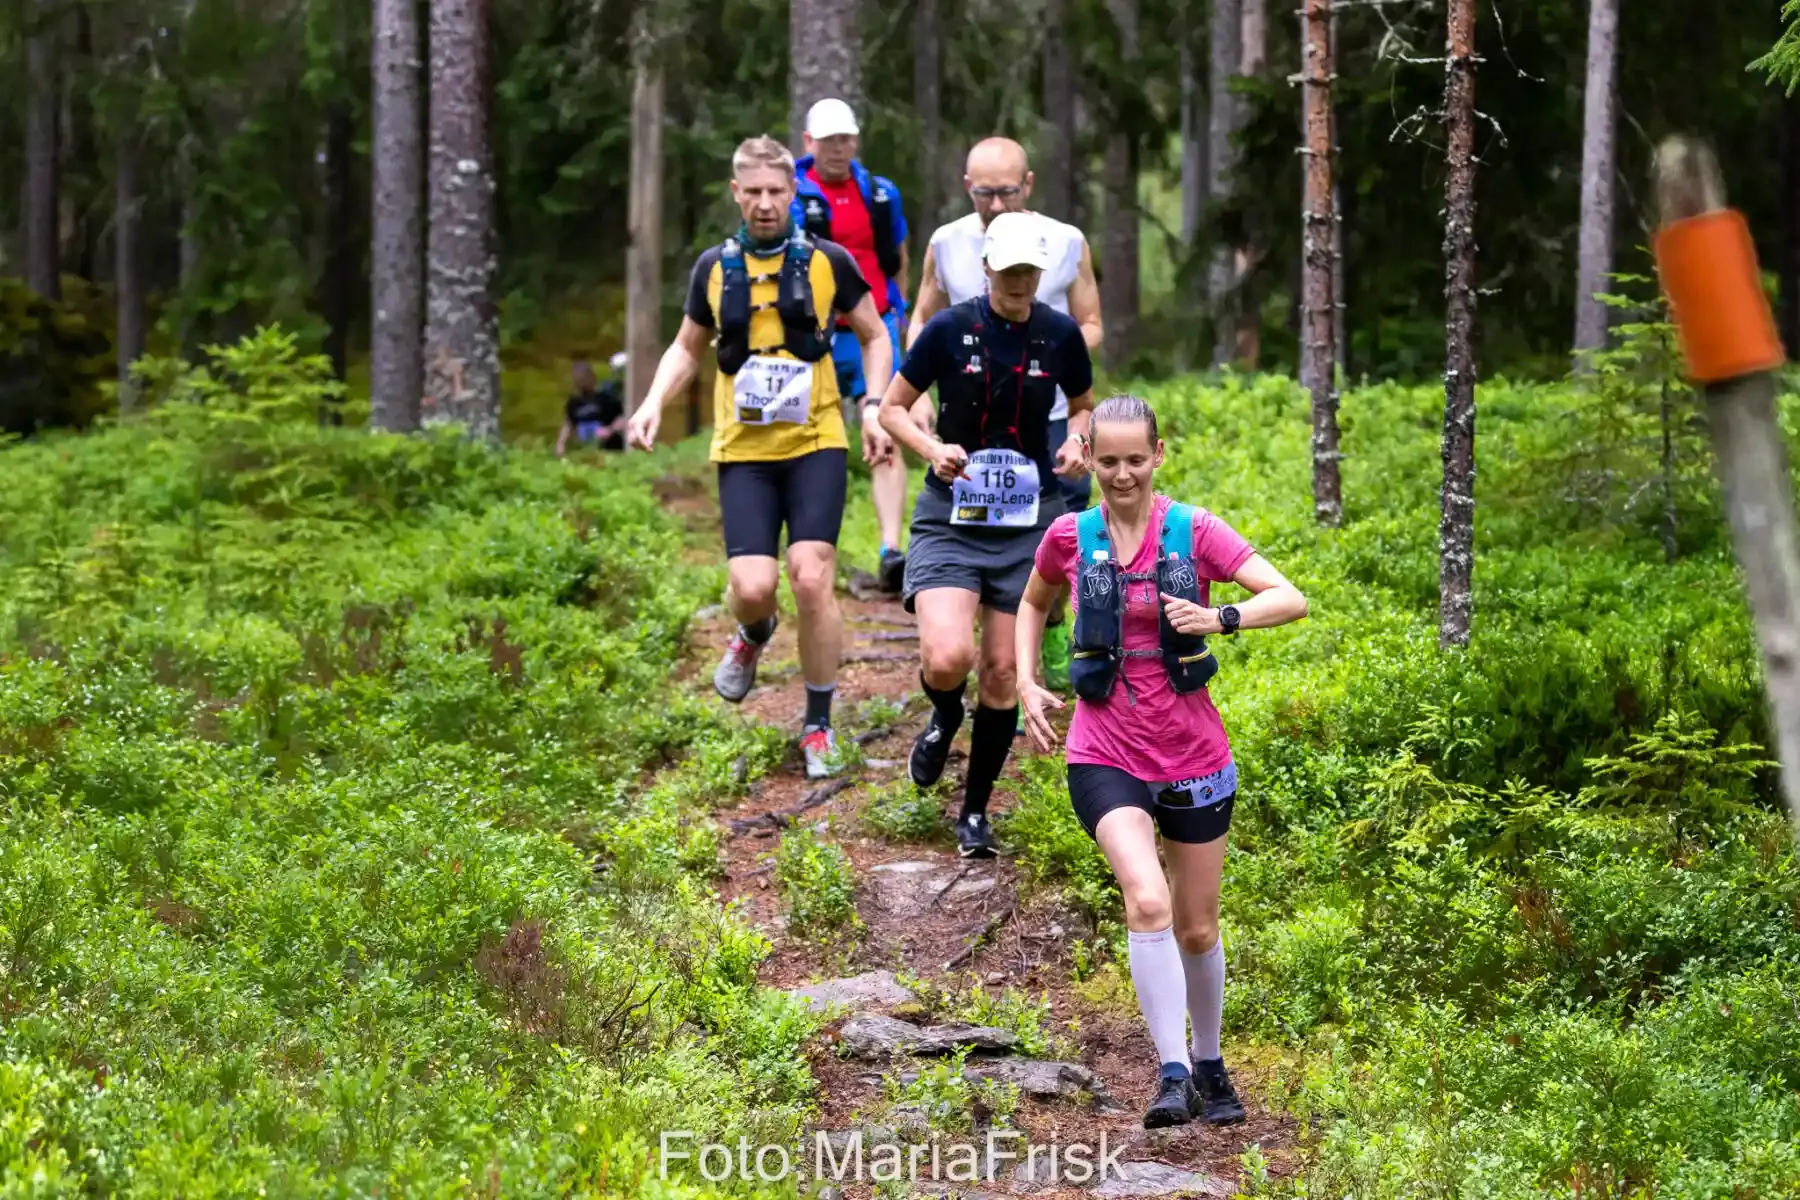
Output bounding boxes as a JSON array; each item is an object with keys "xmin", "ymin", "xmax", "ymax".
[{"xmin": 626, "ymin": 135, "xmax": 893, "ymax": 780}]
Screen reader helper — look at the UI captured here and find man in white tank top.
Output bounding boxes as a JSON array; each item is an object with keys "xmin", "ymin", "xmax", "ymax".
[{"xmin": 908, "ymin": 136, "xmax": 1103, "ymax": 691}]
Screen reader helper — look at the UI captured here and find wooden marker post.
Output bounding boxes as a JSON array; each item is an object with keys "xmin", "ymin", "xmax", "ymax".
[{"xmin": 1652, "ymin": 136, "xmax": 1800, "ymax": 838}]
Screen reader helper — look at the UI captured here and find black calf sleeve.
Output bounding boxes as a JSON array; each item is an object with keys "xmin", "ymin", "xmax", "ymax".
[
  {"xmin": 963, "ymin": 704, "xmax": 1018, "ymax": 817},
  {"xmin": 921, "ymin": 672, "xmax": 967, "ymax": 734}
]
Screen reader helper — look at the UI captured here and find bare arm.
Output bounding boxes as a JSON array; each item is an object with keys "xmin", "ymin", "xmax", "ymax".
[
  {"xmin": 845, "ymin": 293, "xmax": 892, "ymax": 403},
  {"xmin": 625, "ymin": 317, "xmax": 711, "ymax": 450},
  {"xmin": 1053, "ymin": 387, "xmax": 1094, "ymax": 479},
  {"xmin": 1068, "ymin": 241, "xmax": 1104, "ymax": 353},
  {"xmin": 1017, "ymin": 569, "xmax": 1066, "ymax": 752},
  {"xmin": 907, "ymin": 245, "xmax": 946, "ymax": 350},
  {"xmin": 555, "ymin": 419, "xmax": 571, "ymax": 457},
  {"xmin": 1161, "ymin": 553, "xmax": 1309, "ymax": 636}
]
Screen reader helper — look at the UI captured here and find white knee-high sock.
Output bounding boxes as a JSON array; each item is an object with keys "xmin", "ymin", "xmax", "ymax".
[
  {"xmin": 1180, "ymin": 938, "xmax": 1226, "ymax": 1062},
  {"xmin": 1127, "ymin": 926, "xmax": 1191, "ymax": 1071}
]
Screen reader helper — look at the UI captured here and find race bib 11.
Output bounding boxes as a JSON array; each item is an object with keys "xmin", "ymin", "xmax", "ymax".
[
  {"xmin": 951, "ymin": 448, "xmax": 1040, "ymax": 528},
  {"xmin": 732, "ymin": 355, "xmax": 813, "ymax": 426}
]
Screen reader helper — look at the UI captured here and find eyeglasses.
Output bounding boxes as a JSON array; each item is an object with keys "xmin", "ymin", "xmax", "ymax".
[{"xmin": 969, "ymin": 186, "xmax": 1023, "ymax": 201}]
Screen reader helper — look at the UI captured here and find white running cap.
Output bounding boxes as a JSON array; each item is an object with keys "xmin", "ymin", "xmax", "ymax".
[
  {"xmin": 983, "ymin": 212, "xmax": 1053, "ymax": 272},
  {"xmin": 609, "ymin": 351, "xmax": 628, "ymax": 372},
  {"xmin": 806, "ymin": 98, "xmax": 860, "ymax": 138}
]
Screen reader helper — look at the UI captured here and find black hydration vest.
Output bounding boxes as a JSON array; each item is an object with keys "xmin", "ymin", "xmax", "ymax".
[
  {"xmin": 715, "ymin": 232, "xmax": 834, "ymax": 376},
  {"xmin": 1069, "ymin": 502, "xmax": 1220, "ymax": 705},
  {"xmin": 798, "ymin": 177, "xmax": 902, "ymax": 281},
  {"xmin": 933, "ymin": 301, "xmax": 1061, "ymax": 475}
]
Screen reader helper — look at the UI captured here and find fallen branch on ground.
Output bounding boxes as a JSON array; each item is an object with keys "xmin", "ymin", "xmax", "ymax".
[
  {"xmin": 945, "ymin": 902, "xmax": 1017, "ymax": 970},
  {"xmin": 726, "ymin": 778, "xmax": 856, "ymax": 835}
]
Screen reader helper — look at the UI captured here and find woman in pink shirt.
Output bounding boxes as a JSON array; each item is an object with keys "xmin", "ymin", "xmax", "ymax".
[{"xmin": 1016, "ymin": 393, "xmax": 1308, "ymax": 1131}]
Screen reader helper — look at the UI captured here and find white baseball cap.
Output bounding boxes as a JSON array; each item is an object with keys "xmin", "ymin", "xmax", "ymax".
[
  {"xmin": 805, "ymin": 98, "xmax": 860, "ymax": 139},
  {"xmin": 983, "ymin": 212, "xmax": 1052, "ymax": 272}
]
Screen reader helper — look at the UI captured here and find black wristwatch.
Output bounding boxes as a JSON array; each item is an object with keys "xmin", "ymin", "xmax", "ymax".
[{"xmin": 1218, "ymin": 604, "xmax": 1242, "ymax": 636}]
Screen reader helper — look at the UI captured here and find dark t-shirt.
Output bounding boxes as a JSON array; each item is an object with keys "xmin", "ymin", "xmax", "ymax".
[
  {"xmin": 682, "ymin": 237, "xmax": 871, "ymax": 327},
  {"xmin": 567, "ymin": 383, "xmax": 625, "ymax": 448},
  {"xmin": 901, "ymin": 298, "xmax": 1092, "ymax": 496}
]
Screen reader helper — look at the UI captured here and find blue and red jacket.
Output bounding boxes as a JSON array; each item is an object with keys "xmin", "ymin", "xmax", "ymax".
[{"xmin": 791, "ymin": 156, "xmax": 908, "ymax": 318}]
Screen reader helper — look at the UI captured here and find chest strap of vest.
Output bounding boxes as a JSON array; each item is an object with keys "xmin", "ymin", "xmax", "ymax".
[
  {"xmin": 716, "ymin": 232, "xmax": 833, "ymax": 375},
  {"xmin": 941, "ymin": 302, "xmax": 1054, "ymax": 456},
  {"xmin": 1068, "ymin": 502, "xmax": 1219, "ymax": 706}
]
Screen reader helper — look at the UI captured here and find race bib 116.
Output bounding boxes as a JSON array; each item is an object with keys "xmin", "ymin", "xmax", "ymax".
[
  {"xmin": 951, "ymin": 448, "xmax": 1041, "ymax": 528},
  {"xmin": 732, "ymin": 355, "xmax": 813, "ymax": 426}
]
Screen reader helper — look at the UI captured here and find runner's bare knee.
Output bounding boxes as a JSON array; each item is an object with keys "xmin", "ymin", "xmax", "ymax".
[
  {"xmin": 1123, "ymin": 887, "xmax": 1173, "ymax": 933},
  {"xmin": 787, "ymin": 548, "xmax": 836, "ymax": 613},
  {"xmin": 729, "ymin": 559, "xmax": 780, "ymax": 614}
]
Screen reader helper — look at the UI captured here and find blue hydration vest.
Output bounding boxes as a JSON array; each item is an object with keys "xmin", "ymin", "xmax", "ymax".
[
  {"xmin": 1070, "ymin": 502, "xmax": 1219, "ymax": 704},
  {"xmin": 792, "ymin": 157, "xmax": 907, "ymax": 313}
]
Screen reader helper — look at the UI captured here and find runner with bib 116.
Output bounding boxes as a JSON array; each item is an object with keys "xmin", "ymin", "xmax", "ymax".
[{"xmin": 876, "ymin": 211, "xmax": 1094, "ymax": 860}]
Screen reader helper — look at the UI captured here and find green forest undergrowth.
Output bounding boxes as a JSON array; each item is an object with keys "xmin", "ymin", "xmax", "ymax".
[
  {"xmin": 3, "ymin": 331, "xmax": 1799, "ymax": 1196},
  {"xmin": 1003, "ymin": 374, "xmax": 1800, "ymax": 1199}
]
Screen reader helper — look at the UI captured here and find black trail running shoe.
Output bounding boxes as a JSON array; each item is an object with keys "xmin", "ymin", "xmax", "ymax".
[
  {"xmin": 955, "ymin": 812, "xmax": 998, "ymax": 860},
  {"xmin": 878, "ymin": 548, "xmax": 907, "ymax": 596},
  {"xmin": 1192, "ymin": 1058, "xmax": 1246, "ymax": 1125},
  {"xmin": 1142, "ymin": 1073, "xmax": 1198, "ymax": 1129},
  {"xmin": 910, "ymin": 713, "xmax": 954, "ymax": 788}
]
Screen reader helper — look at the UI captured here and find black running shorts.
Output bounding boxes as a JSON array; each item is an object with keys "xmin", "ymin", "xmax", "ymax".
[
  {"xmin": 901, "ymin": 484, "xmax": 1065, "ymax": 615},
  {"xmin": 717, "ymin": 449, "xmax": 849, "ymax": 559},
  {"xmin": 1067, "ymin": 762, "xmax": 1236, "ymax": 845}
]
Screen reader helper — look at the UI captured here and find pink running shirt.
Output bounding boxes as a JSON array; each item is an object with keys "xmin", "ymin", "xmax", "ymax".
[{"xmin": 1033, "ymin": 495, "xmax": 1255, "ymax": 781}]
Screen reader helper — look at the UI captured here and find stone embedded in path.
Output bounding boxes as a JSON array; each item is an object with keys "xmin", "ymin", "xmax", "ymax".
[
  {"xmin": 897, "ymin": 1058, "xmax": 1123, "ymax": 1113},
  {"xmin": 1089, "ymin": 1160, "xmax": 1235, "ymax": 1198},
  {"xmin": 869, "ymin": 859, "xmax": 998, "ymax": 917},
  {"xmin": 785, "ymin": 970, "xmax": 915, "ymax": 1015},
  {"xmin": 837, "ymin": 1014, "xmax": 1017, "ymax": 1058}
]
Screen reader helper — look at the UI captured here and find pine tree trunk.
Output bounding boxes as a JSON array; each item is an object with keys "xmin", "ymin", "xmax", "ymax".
[
  {"xmin": 1178, "ymin": 33, "xmax": 1209, "ymax": 372},
  {"xmin": 1302, "ymin": 0, "xmax": 1341, "ymax": 526},
  {"xmin": 914, "ymin": 0, "xmax": 942, "ymax": 254},
  {"xmin": 1040, "ymin": 0, "xmax": 1077, "ymax": 223},
  {"xmin": 70, "ymin": 4, "xmax": 99, "ymax": 282},
  {"xmin": 1179, "ymin": 40, "xmax": 1207, "ymax": 247},
  {"xmin": 322, "ymin": 103, "xmax": 356, "ymax": 392},
  {"xmin": 24, "ymin": 0, "xmax": 61, "ymax": 302},
  {"xmin": 1206, "ymin": 0, "xmax": 1242, "ymax": 366},
  {"xmin": 371, "ymin": 0, "xmax": 423, "ymax": 433},
  {"xmin": 1574, "ymin": 0, "xmax": 1620, "ymax": 361},
  {"xmin": 1330, "ymin": 8, "xmax": 1346, "ymax": 377},
  {"xmin": 1101, "ymin": 0, "xmax": 1141, "ymax": 372},
  {"xmin": 1781, "ymin": 96, "xmax": 1800, "ymax": 358},
  {"xmin": 424, "ymin": 0, "xmax": 500, "ymax": 442},
  {"xmin": 1440, "ymin": 0, "xmax": 1480, "ymax": 649},
  {"xmin": 115, "ymin": 132, "xmax": 144, "ymax": 412},
  {"xmin": 1231, "ymin": 0, "xmax": 1267, "ymax": 367},
  {"xmin": 626, "ymin": 15, "xmax": 665, "ymax": 416},
  {"xmin": 789, "ymin": 0, "xmax": 859, "ymax": 152}
]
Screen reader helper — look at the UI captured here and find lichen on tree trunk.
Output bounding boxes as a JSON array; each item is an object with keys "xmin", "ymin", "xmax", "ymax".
[
  {"xmin": 24, "ymin": 0, "xmax": 62, "ymax": 303},
  {"xmin": 788, "ymin": 0, "xmax": 859, "ymax": 152},
  {"xmin": 371, "ymin": 0, "xmax": 423, "ymax": 433},
  {"xmin": 1574, "ymin": 0, "xmax": 1620, "ymax": 361},
  {"xmin": 424, "ymin": 0, "xmax": 500, "ymax": 443},
  {"xmin": 1439, "ymin": 0, "xmax": 1479, "ymax": 649},
  {"xmin": 1302, "ymin": 0, "xmax": 1341, "ymax": 527}
]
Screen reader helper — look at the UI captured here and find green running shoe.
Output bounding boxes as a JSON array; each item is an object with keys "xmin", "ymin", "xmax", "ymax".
[{"xmin": 1041, "ymin": 620, "xmax": 1073, "ymax": 692}]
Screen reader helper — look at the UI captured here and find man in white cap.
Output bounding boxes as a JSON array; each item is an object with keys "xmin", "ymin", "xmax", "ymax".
[
  {"xmin": 791, "ymin": 97, "xmax": 913, "ymax": 596},
  {"xmin": 875, "ymin": 211, "xmax": 1094, "ymax": 859},
  {"xmin": 908, "ymin": 137, "xmax": 1103, "ymax": 693}
]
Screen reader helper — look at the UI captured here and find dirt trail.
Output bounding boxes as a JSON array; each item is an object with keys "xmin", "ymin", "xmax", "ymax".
[{"xmin": 668, "ymin": 471, "xmax": 1300, "ymax": 1198}]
